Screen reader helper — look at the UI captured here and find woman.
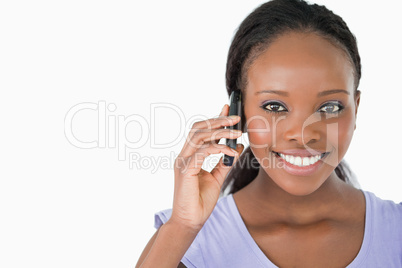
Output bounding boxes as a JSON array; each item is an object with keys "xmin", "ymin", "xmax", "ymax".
[{"xmin": 136, "ymin": 0, "xmax": 402, "ymax": 267}]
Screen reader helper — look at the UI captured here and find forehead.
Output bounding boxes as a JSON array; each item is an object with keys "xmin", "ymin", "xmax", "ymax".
[{"xmin": 246, "ymin": 32, "xmax": 355, "ymax": 95}]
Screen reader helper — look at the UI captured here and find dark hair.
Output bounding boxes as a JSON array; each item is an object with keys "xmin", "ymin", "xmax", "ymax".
[{"xmin": 221, "ymin": 0, "xmax": 361, "ymax": 195}]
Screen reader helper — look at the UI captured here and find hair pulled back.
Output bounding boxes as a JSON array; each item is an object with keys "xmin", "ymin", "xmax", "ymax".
[{"xmin": 221, "ymin": 0, "xmax": 362, "ymax": 195}]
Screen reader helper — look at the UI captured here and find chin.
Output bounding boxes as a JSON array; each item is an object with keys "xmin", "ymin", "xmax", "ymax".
[
  {"xmin": 283, "ymin": 187, "xmax": 320, "ymax": 197},
  {"xmin": 276, "ymin": 176, "xmax": 326, "ymax": 197}
]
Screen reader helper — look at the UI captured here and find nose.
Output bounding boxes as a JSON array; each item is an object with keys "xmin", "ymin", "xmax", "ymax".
[{"xmin": 283, "ymin": 113, "xmax": 321, "ymax": 145}]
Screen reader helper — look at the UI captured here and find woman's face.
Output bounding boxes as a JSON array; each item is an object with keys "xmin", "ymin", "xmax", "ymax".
[{"xmin": 244, "ymin": 32, "xmax": 360, "ymax": 196}]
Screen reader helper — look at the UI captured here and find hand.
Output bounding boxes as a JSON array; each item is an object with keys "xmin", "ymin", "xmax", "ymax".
[{"xmin": 169, "ymin": 104, "xmax": 244, "ymax": 231}]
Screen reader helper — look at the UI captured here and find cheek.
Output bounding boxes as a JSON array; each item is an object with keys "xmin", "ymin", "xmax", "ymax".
[
  {"xmin": 326, "ymin": 111, "xmax": 356, "ymax": 161},
  {"xmin": 337, "ymin": 114, "xmax": 355, "ymax": 153},
  {"xmin": 246, "ymin": 115, "xmax": 273, "ymax": 148}
]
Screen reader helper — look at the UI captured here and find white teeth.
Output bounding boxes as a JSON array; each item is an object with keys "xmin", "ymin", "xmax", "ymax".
[
  {"xmin": 277, "ymin": 152, "xmax": 323, "ymax": 167},
  {"xmin": 289, "ymin": 155, "xmax": 295, "ymax": 165},
  {"xmin": 302, "ymin": 157, "xmax": 309, "ymax": 166},
  {"xmin": 295, "ymin": 156, "xmax": 302, "ymax": 166}
]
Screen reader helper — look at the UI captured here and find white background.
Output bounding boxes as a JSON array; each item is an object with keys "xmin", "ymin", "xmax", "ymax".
[{"xmin": 1, "ymin": 0, "xmax": 401, "ymax": 267}]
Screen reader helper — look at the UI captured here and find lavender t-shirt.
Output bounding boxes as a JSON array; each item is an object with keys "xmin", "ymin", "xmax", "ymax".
[{"xmin": 154, "ymin": 190, "xmax": 402, "ymax": 267}]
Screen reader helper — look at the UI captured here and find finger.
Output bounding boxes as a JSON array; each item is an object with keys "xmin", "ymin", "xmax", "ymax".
[
  {"xmin": 219, "ymin": 104, "xmax": 228, "ymax": 117},
  {"xmin": 190, "ymin": 103, "xmax": 240, "ymax": 134},
  {"xmin": 179, "ymin": 104, "xmax": 240, "ymax": 157},
  {"xmin": 179, "ymin": 129, "xmax": 242, "ymax": 158},
  {"xmin": 182, "ymin": 144, "xmax": 238, "ymax": 177},
  {"xmin": 210, "ymin": 143, "xmax": 244, "ymax": 186},
  {"xmin": 193, "ymin": 115, "xmax": 240, "ymax": 130},
  {"xmin": 200, "ymin": 104, "xmax": 232, "ymax": 146},
  {"xmin": 182, "ymin": 115, "xmax": 240, "ymax": 155}
]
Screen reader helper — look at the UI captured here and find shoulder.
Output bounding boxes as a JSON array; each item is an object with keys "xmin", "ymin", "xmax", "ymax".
[
  {"xmin": 153, "ymin": 195, "xmax": 258, "ymax": 267},
  {"xmin": 363, "ymin": 190, "xmax": 402, "ymax": 233},
  {"xmin": 357, "ymin": 190, "xmax": 402, "ymax": 266},
  {"xmin": 363, "ymin": 190, "xmax": 402, "ymax": 223},
  {"xmin": 204, "ymin": 194, "xmax": 236, "ymax": 227}
]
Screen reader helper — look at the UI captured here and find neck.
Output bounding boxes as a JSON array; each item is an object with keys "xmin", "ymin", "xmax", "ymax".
[{"xmin": 239, "ymin": 168, "xmax": 355, "ymax": 226}]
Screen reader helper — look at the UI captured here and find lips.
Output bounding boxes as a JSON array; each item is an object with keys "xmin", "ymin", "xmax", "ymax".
[{"xmin": 272, "ymin": 149, "xmax": 330, "ymax": 176}]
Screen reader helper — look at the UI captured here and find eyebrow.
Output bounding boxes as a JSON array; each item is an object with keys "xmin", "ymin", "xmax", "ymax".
[
  {"xmin": 255, "ymin": 90, "xmax": 289, "ymax": 96},
  {"xmin": 255, "ymin": 89, "xmax": 350, "ymax": 97},
  {"xmin": 317, "ymin": 89, "xmax": 350, "ymax": 97}
]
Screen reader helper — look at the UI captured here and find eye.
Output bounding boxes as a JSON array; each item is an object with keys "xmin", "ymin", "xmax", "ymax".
[
  {"xmin": 318, "ymin": 102, "xmax": 344, "ymax": 113},
  {"xmin": 262, "ymin": 101, "xmax": 288, "ymax": 113}
]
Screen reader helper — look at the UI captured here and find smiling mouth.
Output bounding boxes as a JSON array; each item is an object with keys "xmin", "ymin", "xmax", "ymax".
[{"xmin": 272, "ymin": 151, "xmax": 329, "ymax": 167}]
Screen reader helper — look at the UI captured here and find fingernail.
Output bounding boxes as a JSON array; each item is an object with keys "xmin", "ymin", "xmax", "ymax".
[
  {"xmin": 229, "ymin": 115, "xmax": 240, "ymax": 119},
  {"xmin": 221, "ymin": 105, "xmax": 226, "ymax": 113}
]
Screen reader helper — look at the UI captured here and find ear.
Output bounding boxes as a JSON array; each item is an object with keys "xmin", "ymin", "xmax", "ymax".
[{"xmin": 354, "ymin": 90, "xmax": 361, "ymax": 130}]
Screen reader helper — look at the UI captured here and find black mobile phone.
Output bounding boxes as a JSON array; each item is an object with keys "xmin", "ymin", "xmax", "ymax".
[{"xmin": 223, "ymin": 90, "xmax": 242, "ymax": 166}]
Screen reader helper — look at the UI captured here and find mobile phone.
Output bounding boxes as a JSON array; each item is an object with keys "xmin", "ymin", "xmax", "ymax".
[{"xmin": 223, "ymin": 90, "xmax": 242, "ymax": 166}]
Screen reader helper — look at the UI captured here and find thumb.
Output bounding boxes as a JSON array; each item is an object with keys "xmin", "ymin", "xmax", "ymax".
[{"xmin": 211, "ymin": 143, "xmax": 244, "ymax": 186}]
